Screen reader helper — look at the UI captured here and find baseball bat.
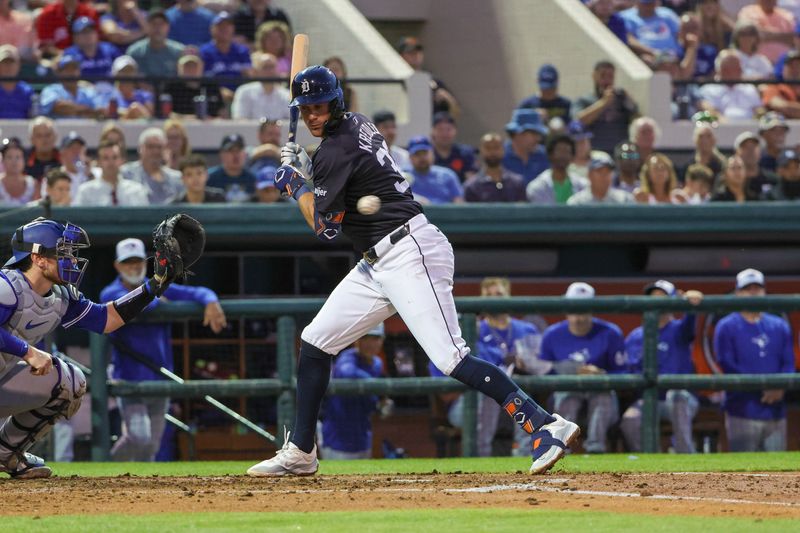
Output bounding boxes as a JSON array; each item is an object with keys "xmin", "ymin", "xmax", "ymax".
[{"xmin": 288, "ymin": 33, "xmax": 309, "ymax": 143}]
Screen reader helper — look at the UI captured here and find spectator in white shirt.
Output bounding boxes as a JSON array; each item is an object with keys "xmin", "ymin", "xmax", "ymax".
[
  {"xmin": 231, "ymin": 52, "xmax": 290, "ymax": 120},
  {"xmin": 699, "ymin": 49, "xmax": 763, "ymax": 120},
  {"xmin": 74, "ymin": 140, "xmax": 149, "ymax": 206},
  {"xmin": 731, "ymin": 21, "xmax": 775, "ymax": 79}
]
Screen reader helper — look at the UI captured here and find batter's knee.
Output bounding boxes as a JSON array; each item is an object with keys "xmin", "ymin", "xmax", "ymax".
[{"xmin": 299, "ymin": 339, "xmax": 335, "ymax": 360}]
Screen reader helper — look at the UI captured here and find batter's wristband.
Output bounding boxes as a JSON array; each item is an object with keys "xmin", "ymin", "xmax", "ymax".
[
  {"xmin": 112, "ymin": 280, "xmax": 158, "ymax": 324},
  {"xmin": 292, "ymin": 183, "xmax": 311, "ymax": 201}
]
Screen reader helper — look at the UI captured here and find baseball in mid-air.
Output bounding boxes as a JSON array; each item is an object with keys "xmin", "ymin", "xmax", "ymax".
[{"xmin": 357, "ymin": 195, "xmax": 381, "ymax": 215}]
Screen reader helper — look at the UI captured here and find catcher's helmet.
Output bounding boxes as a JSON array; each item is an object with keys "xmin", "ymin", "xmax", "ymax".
[
  {"xmin": 5, "ymin": 217, "xmax": 90, "ymax": 287},
  {"xmin": 290, "ymin": 65, "xmax": 345, "ymax": 122}
]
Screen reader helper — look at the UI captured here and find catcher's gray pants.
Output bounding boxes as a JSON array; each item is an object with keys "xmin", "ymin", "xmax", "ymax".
[
  {"xmin": 725, "ymin": 413, "xmax": 786, "ymax": 452},
  {"xmin": 552, "ymin": 391, "xmax": 619, "ymax": 453},
  {"xmin": 111, "ymin": 396, "xmax": 169, "ymax": 462},
  {"xmin": 620, "ymin": 390, "xmax": 699, "ymax": 453}
]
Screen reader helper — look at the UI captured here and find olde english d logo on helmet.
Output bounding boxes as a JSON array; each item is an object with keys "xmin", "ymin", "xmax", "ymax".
[{"xmin": 301, "ymin": 79, "xmax": 311, "ymax": 94}]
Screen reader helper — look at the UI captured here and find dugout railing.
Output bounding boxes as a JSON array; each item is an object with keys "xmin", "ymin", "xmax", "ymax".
[{"xmin": 89, "ymin": 296, "xmax": 800, "ymax": 461}]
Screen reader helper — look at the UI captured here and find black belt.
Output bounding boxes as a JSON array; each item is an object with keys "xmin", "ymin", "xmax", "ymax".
[{"xmin": 363, "ymin": 223, "xmax": 410, "ymax": 265}]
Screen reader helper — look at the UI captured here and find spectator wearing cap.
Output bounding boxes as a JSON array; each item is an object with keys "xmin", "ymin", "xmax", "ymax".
[
  {"xmin": 635, "ymin": 152, "xmax": 680, "ymax": 204},
  {"xmin": 372, "ymin": 110, "xmax": 410, "ymax": 171},
  {"xmin": 764, "ymin": 148, "xmax": 800, "ymax": 199},
  {"xmin": 64, "ymin": 17, "xmax": 121, "ymax": 79},
  {"xmin": 126, "ymin": 10, "xmax": 185, "ymax": 78},
  {"xmin": 36, "ymin": 0, "xmax": 99, "ymax": 56},
  {"xmin": 735, "ymin": 130, "xmax": 779, "ymax": 196},
  {"xmin": 200, "ymin": 11, "xmax": 252, "ymax": 95},
  {"xmin": 232, "ymin": 52, "xmax": 290, "ymax": 120},
  {"xmin": 527, "ymin": 134, "xmax": 587, "ymax": 204},
  {"xmin": 773, "ymin": 19, "xmax": 800, "ymax": 79},
  {"xmin": 208, "ymin": 134, "xmax": 257, "ymax": 202},
  {"xmin": 247, "ymin": 118, "xmax": 282, "ymax": 175},
  {"xmin": 680, "ymin": 122, "xmax": 726, "ymax": 182},
  {"xmin": 619, "ymin": 0, "xmax": 682, "ymax": 62},
  {"xmin": 539, "ymin": 282, "xmax": 626, "ymax": 453},
  {"xmin": 731, "ymin": 21, "xmax": 774, "ymax": 80},
  {"xmin": 573, "ymin": 61, "xmax": 640, "ymax": 153},
  {"xmin": 234, "ymin": 0, "xmax": 292, "ymax": 48},
  {"xmin": 102, "ymin": 55, "xmax": 154, "ymax": 120},
  {"xmin": 0, "ymin": 45, "xmax": 32, "ymax": 119},
  {"xmin": 406, "ymin": 135, "xmax": 464, "ymax": 204},
  {"xmin": 612, "ymin": 141, "xmax": 642, "ymax": 193},
  {"xmin": 699, "ymin": 50, "xmax": 762, "ymax": 120},
  {"xmin": 396, "ymin": 36, "xmax": 461, "ymax": 118},
  {"xmin": 165, "ymin": 54, "xmax": 224, "ymax": 118},
  {"xmin": 74, "ymin": 140, "xmax": 148, "ymax": 206},
  {"xmin": 589, "ymin": 0, "xmax": 628, "ymax": 44},
  {"xmin": 174, "ymin": 153, "xmax": 226, "ymax": 204},
  {"xmin": 41, "ymin": 168, "xmax": 72, "ymax": 207},
  {"xmin": 621, "ymin": 281, "xmax": 703, "ymax": 453},
  {"xmin": 431, "ymin": 112, "xmax": 477, "ymax": 182},
  {"xmin": 463, "ymin": 132, "xmax": 526, "ymax": 203},
  {"xmin": 40, "ymin": 54, "xmax": 101, "ymax": 118},
  {"xmin": 121, "ymin": 128, "xmax": 184, "ymax": 204},
  {"xmin": 0, "ymin": 137, "xmax": 39, "ymax": 206},
  {"xmin": 671, "ymin": 163, "xmax": 714, "ymax": 204},
  {"xmin": 714, "ymin": 268, "xmax": 794, "ymax": 452},
  {"xmin": 320, "ymin": 324, "xmax": 387, "ymax": 460},
  {"xmin": 628, "ymin": 116, "xmax": 659, "ymax": 163},
  {"xmin": 166, "ymin": 0, "xmax": 214, "ymax": 47},
  {"xmin": 567, "ymin": 120, "xmax": 605, "ymax": 179},
  {"xmin": 711, "ymin": 154, "xmax": 760, "ymax": 202},
  {"xmin": 57, "ymin": 130, "xmax": 96, "ymax": 197},
  {"xmin": 738, "ymin": 0, "xmax": 795, "ymax": 64},
  {"xmin": 758, "ymin": 111, "xmax": 789, "ymax": 171},
  {"xmin": 25, "ymin": 116, "xmax": 60, "ymax": 181},
  {"xmin": 568, "ymin": 152, "xmax": 634, "ymax": 205},
  {"xmin": 252, "ymin": 165, "xmax": 282, "ymax": 203},
  {"xmin": 762, "ymin": 50, "xmax": 800, "ymax": 117},
  {"xmin": 0, "ymin": 0, "xmax": 38, "ymax": 62},
  {"xmin": 502, "ymin": 108, "xmax": 550, "ymax": 184},
  {"xmin": 101, "ymin": 1, "xmax": 148, "ymax": 55},
  {"xmin": 517, "ymin": 64, "xmax": 572, "ymax": 126}
]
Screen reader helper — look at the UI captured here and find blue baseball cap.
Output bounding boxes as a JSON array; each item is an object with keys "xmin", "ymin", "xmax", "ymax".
[
  {"xmin": 644, "ymin": 280, "xmax": 676, "ymax": 296},
  {"xmin": 72, "ymin": 16, "xmax": 96, "ymax": 34},
  {"xmin": 408, "ymin": 135, "xmax": 433, "ymax": 155},
  {"xmin": 57, "ymin": 54, "xmax": 81, "ymax": 70},
  {"xmin": 212, "ymin": 11, "xmax": 233, "ymax": 26},
  {"xmin": 568, "ymin": 119, "xmax": 592, "ymax": 141},
  {"xmin": 538, "ymin": 64, "xmax": 558, "ymax": 89},
  {"xmin": 256, "ymin": 166, "xmax": 278, "ymax": 190},
  {"xmin": 505, "ymin": 108, "xmax": 548, "ymax": 136},
  {"xmin": 588, "ymin": 152, "xmax": 615, "ymax": 170}
]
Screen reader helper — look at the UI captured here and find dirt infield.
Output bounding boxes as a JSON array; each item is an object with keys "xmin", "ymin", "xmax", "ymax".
[{"xmin": 2, "ymin": 472, "xmax": 799, "ymax": 518}]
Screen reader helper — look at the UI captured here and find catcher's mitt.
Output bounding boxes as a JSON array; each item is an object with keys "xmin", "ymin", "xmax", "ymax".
[{"xmin": 152, "ymin": 214, "xmax": 206, "ymax": 287}]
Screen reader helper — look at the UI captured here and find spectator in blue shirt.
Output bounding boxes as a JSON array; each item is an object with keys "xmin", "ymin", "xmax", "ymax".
[
  {"xmin": 714, "ymin": 269, "xmax": 796, "ymax": 452},
  {"xmin": 430, "ymin": 112, "xmax": 477, "ymax": 182},
  {"xmin": 620, "ymin": 280, "xmax": 703, "ymax": 453},
  {"xmin": 539, "ymin": 282, "xmax": 626, "ymax": 453},
  {"xmin": 502, "ymin": 108, "xmax": 550, "ymax": 184},
  {"xmin": 101, "ymin": 238, "xmax": 227, "ymax": 461},
  {"xmin": 518, "ymin": 64, "xmax": 572, "ymax": 126},
  {"xmin": 200, "ymin": 11, "xmax": 252, "ymax": 94},
  {"xmin": 64, "ymin": 17, "xmax": 120, "ymax": 79},
  {"xmin": 320, "ymin": 324, "xmax": 387, "ymax": 460},
  {"xmin": 589, "ymin": 0, "xmax": 628, "ymax": 44},
  {"xmin": 166, "ymin": 0, "xmax": 214, "ymax": 47},
  {"xmin": 620, "ymin": 0, "xmax": 682, "ymax": 59},
  {"xmin": 101, "ymin": 55, "xmax": 154, "ymax": 120},
  {"xmin": 208, "ymin": 134, "xmax": 257, "ymax": 202},
  {"xmin": 0, "ymin": 45, "xmax": 32, "ymax": 119},
  {"xmin": 406, "ymin": 135, "xmax": 464, "ymax": 204},
  {"xmin": 40, "ymin": 54, "xmax": 100, "ymax": 118}
]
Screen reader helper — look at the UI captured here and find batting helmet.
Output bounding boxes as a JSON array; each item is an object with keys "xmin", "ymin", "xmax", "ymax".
[
  {"xmin": 290, "ymin": 66, "xmax": 345, "ymax": 122},
  {"xmin": 5, "ymin": 217, "xmax": 90, "ymax": 287}
]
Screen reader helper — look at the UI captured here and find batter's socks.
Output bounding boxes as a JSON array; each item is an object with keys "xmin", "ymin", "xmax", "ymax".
[
  {"xmin": 290, "ymin": 341, "xmax": 332, "ymax": 453},
  {"xmin": 450, "ymin": 355, "xmax": 555, "ymax": 433}
]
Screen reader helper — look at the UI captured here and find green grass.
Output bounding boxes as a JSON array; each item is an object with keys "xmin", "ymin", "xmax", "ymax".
[
  {"xmin": 2, "ymin": 509, "xmax": 792, "ymax": 533},
  {"xmin": 48, "ymin": 451, "xmax": 800, "ymax": 478}
]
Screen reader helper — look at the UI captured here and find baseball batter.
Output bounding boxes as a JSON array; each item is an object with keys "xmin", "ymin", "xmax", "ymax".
[
  {"xmin": 0, "ymin": 217, "xmax": 185, "ymax": 478},
  {"xmin": 247, "ymin": 66, "xmax": 580, "ymax": 476}
]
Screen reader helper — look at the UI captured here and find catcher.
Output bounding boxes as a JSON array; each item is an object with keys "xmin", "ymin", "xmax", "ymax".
[{"xmin": 0, "ymin": 214, "xmax": 204, "ymax": 478}]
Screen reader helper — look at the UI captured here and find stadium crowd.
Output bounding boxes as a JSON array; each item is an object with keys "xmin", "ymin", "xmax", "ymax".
[{"xmin": 0, "ymin": 1, "xmax": 799, "ymax": 206}]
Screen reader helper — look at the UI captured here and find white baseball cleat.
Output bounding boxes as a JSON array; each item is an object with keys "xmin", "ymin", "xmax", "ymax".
[
  {"xmin": 247, "ymin": 431, "xmax": 319, "ymax": 477},
  {"xmin": 0, "ymin": 452, "xmax": 53, "ymax": 479},
  {"xmin": 529, "ymin": 414, "xmax": 580, "ymax": 475}
]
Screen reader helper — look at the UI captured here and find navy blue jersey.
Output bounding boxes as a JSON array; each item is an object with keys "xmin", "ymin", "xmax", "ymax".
[{"xmin": 312, "ymin": 113, "xmax": 423, "ymax": 252}]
